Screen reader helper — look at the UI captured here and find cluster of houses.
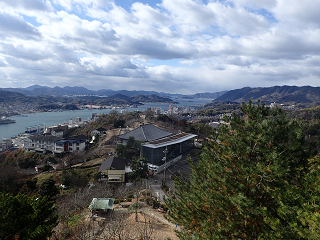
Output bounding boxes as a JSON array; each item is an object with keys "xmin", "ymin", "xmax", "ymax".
[
  {"xmin": 23, "ymin": 123, "xmax": 113, "ymax": 154},
  {"xmin": 4, "ymin": 118, "xmax": 198, "ymax": 184},
  {"xmin": 24, "ymin": 124, "xmax": 88, "ymax": 154}
]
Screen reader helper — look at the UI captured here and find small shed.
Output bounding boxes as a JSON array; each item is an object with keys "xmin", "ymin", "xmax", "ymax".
[{"xmin": 88, "ymin": 198, "xmax": 115, "ymax": 216}]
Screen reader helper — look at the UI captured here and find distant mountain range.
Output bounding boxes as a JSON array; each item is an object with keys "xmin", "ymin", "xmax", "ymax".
[
  {"xmin": 1, "ymin": 85, "xmax": 227, "ymax": 99},
  {"xmin": 0, "ymin": 90, "xmax": 175, "ymax": 106},
  {"xmin": 1, "ymin": 85, "xmax": 320, "ymax": 107},
  {"xmin": 216, "ymin": 86, "xmax": 320, "ymax": 105},
  {"xmin": 2, "ymin": 85, "xmax": 173, "ymax": 98}
]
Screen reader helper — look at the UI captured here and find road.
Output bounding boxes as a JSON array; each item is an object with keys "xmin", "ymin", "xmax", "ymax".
[{"xmin": 147, "ymin": 149, "xmax": 201, "ymax": 203}]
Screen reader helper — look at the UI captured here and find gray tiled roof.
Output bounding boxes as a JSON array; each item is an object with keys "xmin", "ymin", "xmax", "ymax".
[
  {"xmin": 98, "ymin": 157, "xmax": 127, "ymax": 171},
  {"xmin": 117, "ymin": 124, "xmax": 172, "ymax": 142},
  {"xmin": 28, "ymin": 135, "xmax": 61, "ymax": 142}
]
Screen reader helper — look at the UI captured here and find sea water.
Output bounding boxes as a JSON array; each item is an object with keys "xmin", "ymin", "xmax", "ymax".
[{"xmin": 0, "ymin": 98, "xmax": 214, "ymax": 139}]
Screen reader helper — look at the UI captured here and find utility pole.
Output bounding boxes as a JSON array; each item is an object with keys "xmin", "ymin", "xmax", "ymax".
[{"xmin": 162, "ymin": 146, "xmax": 168, "ymax": 186}]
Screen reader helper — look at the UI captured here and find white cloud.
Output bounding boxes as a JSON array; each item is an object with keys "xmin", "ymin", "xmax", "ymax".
[{"xmin": 0, "ymin": 0, "xmax": 319, "ymax": 93}]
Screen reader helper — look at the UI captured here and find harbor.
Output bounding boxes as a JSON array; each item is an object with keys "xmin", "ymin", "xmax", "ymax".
[{"xmin": 0, "ymin": 98, "xmax": 213, "ymax": 140}]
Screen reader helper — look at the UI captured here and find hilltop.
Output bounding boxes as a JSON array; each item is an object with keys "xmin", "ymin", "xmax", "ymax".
[{"xmin": 216, "ymin": 86, "xmax": 320, "ymax": 107}]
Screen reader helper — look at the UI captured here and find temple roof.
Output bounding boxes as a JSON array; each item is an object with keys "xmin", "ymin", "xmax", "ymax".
[{"xmin": 117, "ymin": 124, "xmax": 172, "ymax": 142}]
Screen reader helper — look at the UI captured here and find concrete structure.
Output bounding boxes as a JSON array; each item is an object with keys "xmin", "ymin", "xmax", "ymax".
[
  {"xmin": 1, "ymin": 138, "xmax": 13, "ymax": 152},
  {"xmin": 117, "ymin": 123, "xmax": 197, "ymax": 165},
  {"xmin": 25, "ymin": 124, "xmax": 46, "ymax": 134},
  {"xmin": 25, "ymin": 134, "xmax": 87, "ymax": 154},
  {"xmin": 26, "ymin": 135, "xmax": 61, "ymax": 153},
  {"xmin": 75, "ymin": 117, "xmax": 82, "ymax": 123},
  {"xmin": 46, "ymin": 124, "xmax": 68, "ymax": 136},
  {"xmin": 51, "ymin": 129, "xmax": 64, "ymax": 137},
  {"xmin": 54, "ymin": 135, "xmax": 87, "ymax": 154},
  {"xmin": 141, "ymin": 132, "xmax": 197, "ymax": 165}
]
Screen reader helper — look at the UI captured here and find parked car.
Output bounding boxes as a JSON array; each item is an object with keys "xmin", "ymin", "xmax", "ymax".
[{"xmin": 157, "ymin": 207, "xmax": 164, "ymax": 213}]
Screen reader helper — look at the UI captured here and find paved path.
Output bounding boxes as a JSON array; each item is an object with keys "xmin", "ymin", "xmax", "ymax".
[{"xmin": 149, "ymin": 184, "xmax": 167, "ymax": 204}]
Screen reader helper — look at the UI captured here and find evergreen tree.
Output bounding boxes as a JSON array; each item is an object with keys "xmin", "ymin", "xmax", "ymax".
[
  {"xmin": 0, "ymin": 192, "xmax": 58, "ymax": 240},
  {"xmin": 38, "ymin": 177, "xmax": 59, "ymax": 200},
  {"xmin": 129, "ymin": 157, "xmax": 148, "ymax": 182},
  {"xmin": 166, "ymin": 100, "xmax": 319, "ymax": 239}
]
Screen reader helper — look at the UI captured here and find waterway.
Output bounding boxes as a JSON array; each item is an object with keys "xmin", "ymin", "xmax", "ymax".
[{"xmin": 0, "ymin": 98, "xmax": 213, "ymax": 140}]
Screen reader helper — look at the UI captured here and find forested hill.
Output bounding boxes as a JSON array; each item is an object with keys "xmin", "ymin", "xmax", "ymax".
[
  {"xmin": 0, "ymin": 89, "xmax": 176, "ymax": 106},
  {"xmin": 180, "ymin": 91, "xmax": 227, "ymax": 99},
  {"xmin": 0, "ymin": 90, "xmax": 60, "ymax": 104},
  {"xmin": 131, "ymin": 94, "xmax": 176, "ymax": 103},
  {"xmin": 217, "ymin": 86, "xmax": 320, "ymax": 105}
]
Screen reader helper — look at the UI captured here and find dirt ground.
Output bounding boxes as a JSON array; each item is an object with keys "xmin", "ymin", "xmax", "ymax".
[{"xmin": 52, "ymin": 204, "xmax": 179, "ymax": 240}]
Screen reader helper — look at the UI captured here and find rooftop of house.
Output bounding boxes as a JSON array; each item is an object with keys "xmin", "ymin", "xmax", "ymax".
[
  {"xmin": 117, "ymin": 123, "xmax": 172, "ymax": 142},
  {"xmin": 94, "ymin": 127, "xmax": 106, "ymax": 132},
  {"xmin": 28, "ymin": 135, "xmax": 62, "ymax": 142},
  {"xmin": 52, "ymin": 128, "xmax": 64, "ymax": 132},
  {"xmin": 98, "ymin": 156, "xmax": 127, "ymax": 172}
]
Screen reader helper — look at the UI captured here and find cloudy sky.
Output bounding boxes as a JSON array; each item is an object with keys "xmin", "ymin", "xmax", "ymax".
[{"xmin": 0, "ymin": 0, "xmax": 319, "ymax": 94}]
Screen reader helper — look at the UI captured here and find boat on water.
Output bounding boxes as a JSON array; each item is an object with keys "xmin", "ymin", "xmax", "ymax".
[{"xmin": 0, "ymin": 116, "xmax": 16, "ymax": 124}]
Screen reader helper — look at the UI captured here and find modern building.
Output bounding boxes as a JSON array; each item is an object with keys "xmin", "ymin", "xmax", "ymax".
[
  {"xmin": 25, "ymin": 124, "xmax": 46, "ymax": 134},
  {"xmin": 54, "ymin": 135, "xmax": 87, "ymax": 154},
  {"xmin": 117, "ymin": 123, "xmax": 197, "ymax": 165},
  {"xmin": 1, "ymin": 138, "xmax": 13, "ymax": 152},
  {"xmin": 25, "ymin": 134, "xmax": 87, "ymax": 154},
  {"xmin": 26, "ymin": 135, "xmax": 61, "ymax": 153},
  {"xmin": 141, "ymin": 132, "xmax": 197, "ymax": 165}
]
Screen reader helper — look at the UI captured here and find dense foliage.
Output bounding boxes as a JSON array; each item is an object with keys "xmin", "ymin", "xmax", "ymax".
[
  {"xmin": 116, "ymin": 136, "xmax": 142, "ymax": 160},
  {"xmin": 128, "ymin": 158, "xmax": 149, "ymax": 182},
  {"xmin": 166, "ymin": 101, "xmax": 320, "ymax": 239},
  {"xmin": 38, "ymin": 177, "xmax": 60, "ymax": 200},
  {"xmin": 0, "ymin": 192, "xmax": 57, "ymax": 240}
]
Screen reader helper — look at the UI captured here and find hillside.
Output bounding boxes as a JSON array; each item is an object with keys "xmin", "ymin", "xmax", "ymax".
[
  {"xmin": 217, "ymin": 86, "xmax": 320, "ymax": 105},
  {"xmin": 2, "ymin": 85, "xmax": 169, "ymax": 97},
  {"xmin": 131, "ymin": 94, "xmax": 176, "ymax": 103},
  {"xmin": 180, "ymin": 91, "xmax": 227, "ymax": 99}
]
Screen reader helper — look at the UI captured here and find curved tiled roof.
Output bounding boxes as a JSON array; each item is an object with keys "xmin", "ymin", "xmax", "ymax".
[{"xmin": 117, "ymin": 124, "xmax": 172, "ymax": 142}]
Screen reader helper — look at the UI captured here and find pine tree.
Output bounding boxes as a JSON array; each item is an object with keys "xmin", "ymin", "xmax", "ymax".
[
  {"xmin": 166, "ymin": 100, "xmax": 319, "ymax": 239},
  {"xmin": 38, "ymin": 177, "xmax": 59, "ymax": 200},
  {"xmin": 0, "ymin": 192, "xmax": 58, "ymax": 240}
]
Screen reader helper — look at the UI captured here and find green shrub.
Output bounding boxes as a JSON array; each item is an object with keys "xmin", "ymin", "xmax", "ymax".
[
  {"xmin": 145, "ymin": 197, "xmax": 153, "ymax": 206},
  {"xmin": 126, "ymin": 192, "xmax": 134, "ymax": 198},
  {"xmin": 152, "ymin": 200, "xmax": 160, "ymax": 208},
  {"xmin": 127, "ymin": 198, "xmax": 132, "ymax": 202},
  {"xmin": 141, "ymin": 190, "xmax": 151, "ymax": 196},
  {"xmin": 114, "ymin": 199, "xmax": 120, "ymax": 204},
  {"xmin": 128, "ymin": 202, "xmax": 142, "ymax": 212}
]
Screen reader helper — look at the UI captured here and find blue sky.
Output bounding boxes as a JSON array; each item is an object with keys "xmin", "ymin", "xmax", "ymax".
[{"xmin": 0, "ymin": 0, "xmax": 319, "ymax": 94}]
